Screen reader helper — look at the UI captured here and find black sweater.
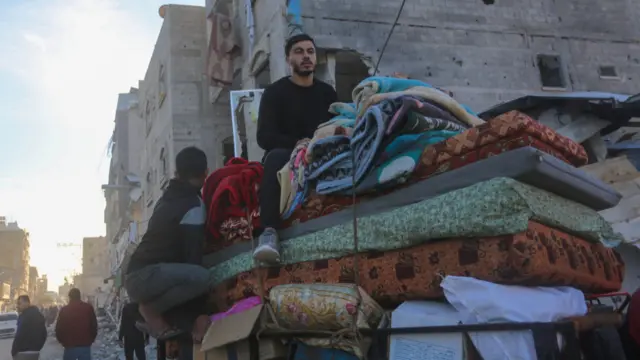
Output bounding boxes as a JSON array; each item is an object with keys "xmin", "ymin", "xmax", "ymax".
[
  {"xmin": 257, "ymin": 77, "xmax": 337, "ymax": 152},
  {"xmin": 127, "ymin": 179, "xmax": 206, "ymax": 273},
  {"xmin": 12, "ymin": 307, "xmax": 46, "ymax": 356}
]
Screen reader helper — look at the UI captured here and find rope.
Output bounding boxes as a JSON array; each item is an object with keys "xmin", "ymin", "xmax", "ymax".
[
  {"xmin": 347, "ymin": 1, "xmax": 408, "ymax": 357},
  {"xmin": 373, "ymin": 0, "xmax": 408, "ymax": 76}
]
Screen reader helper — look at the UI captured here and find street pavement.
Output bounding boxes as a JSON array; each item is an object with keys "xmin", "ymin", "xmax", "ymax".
[
  {"xmin": 0, "ymin": 320, "xmax": 159, "ymax": 360},
  {"xmin": 0, "ymin": 337, "xmax": 64, "ymax": 360}
]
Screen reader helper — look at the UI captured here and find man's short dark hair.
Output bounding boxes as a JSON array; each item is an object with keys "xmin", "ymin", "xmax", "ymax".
[
  {"xmin": 175, "ymin": 147, "xmax": 207, "ymax": 179},
  {"xmin": 285, "ymin": 34, "xmax": 315, "ymax": 56},
  {"xmin": 17, "ymin": 295, "xmax": 30, "ymax": 303},
  {"xmin": 68, "ymin": 288, "xmax": 81, "ymax": 300}
]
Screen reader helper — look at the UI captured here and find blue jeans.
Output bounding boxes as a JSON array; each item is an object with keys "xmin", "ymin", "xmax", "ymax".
[
  {"xmin": 63, "ymin": 346, "xmax": 91, "ymax": 360},
  {"xmin": 125, "ymin": 263, "xmax": 210, "ymax": 314}
]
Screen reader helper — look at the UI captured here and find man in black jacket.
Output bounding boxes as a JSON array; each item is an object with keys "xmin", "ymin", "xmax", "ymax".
[
  {"xmin": 119, "ymin": 302, "xmax": 148, "ymax": 360},
  {"xmin": 11, "ymin": 295, "xmax": 47, "ymax": 358},
  {"xmin": 253, "ymin": 33, "xmax": 337, "ymax": 264},
  {"xmin": 125, "ymin": 147, "xmax": 212, "ymax": 343}
]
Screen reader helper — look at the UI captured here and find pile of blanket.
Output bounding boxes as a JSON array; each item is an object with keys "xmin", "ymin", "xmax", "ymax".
[
  {"xmin": 279, "ymin": 76, "xmax": 485, "ymax": 218},
  {"xmin": 203, "ymin": 157, "xmax": 263, "ymax": 240}
]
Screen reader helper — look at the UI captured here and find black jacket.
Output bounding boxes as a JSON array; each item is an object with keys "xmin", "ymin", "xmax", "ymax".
[
  {"xmin": 119, "ymin": 303, "xmax": 147, "ymax": 344},
  {"xmin": 127, "ymin": 179, "xmax": 206, "ymax": 273},
  {"xmin": 12, "ymin": 306, "xmax": 47, "ymax": 356}
]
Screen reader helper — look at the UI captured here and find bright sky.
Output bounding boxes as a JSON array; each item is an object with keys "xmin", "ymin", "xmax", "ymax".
[{"xmin": 0, "ymin": 0, "xmax": 202, "ymax": 291}]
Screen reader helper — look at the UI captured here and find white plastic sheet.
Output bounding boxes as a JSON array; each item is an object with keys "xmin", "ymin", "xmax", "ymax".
[{"xmin": 441, "ymin": 276, "xmax": 587, "ymax": 360}]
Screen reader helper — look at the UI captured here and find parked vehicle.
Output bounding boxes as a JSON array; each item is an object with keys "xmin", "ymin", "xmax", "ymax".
[{"xmin": 0, "ymin": 311, "xmax": 19, "ymax": 339}]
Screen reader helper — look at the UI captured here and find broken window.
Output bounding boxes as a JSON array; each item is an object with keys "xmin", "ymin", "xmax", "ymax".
[
  {"xmin": 222, "ymin": 136, "xmax": 247, "ymax": 164},
  {"xmin": 159, "ymin": 148, "xmax": 167, "ymax": 176},
  {"xmin": 255, "ymin": 61, "xmax": 271, "ymax": 89},
  {"xmin": 536, "ymin": 54, "xmax": 566, "ymax": 89},
  {"xmin": 598, "ymin": 65, "xmax": 619, "ymax": 79},
  {"xmin": 335, "ymin": 51, "xmax": 370, "ymax": 102}
]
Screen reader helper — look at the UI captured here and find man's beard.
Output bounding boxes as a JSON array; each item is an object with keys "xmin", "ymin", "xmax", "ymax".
[{"xmin": 293, "ymin": 63, "xmax": 314, "ymax": 77}]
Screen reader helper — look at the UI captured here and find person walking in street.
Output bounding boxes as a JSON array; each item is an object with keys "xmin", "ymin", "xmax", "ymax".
[
  {"xmin": 55, "ymin": 288, "xmax": 98, "ymax": 360},
  {"xmin": 11, "ymin": 295, "xmax": 47, "ymax": 360},
  {"xmin": 125, "ymin": 146, "xmax": 212, "ymax": 342},
  {"xmin": 119, "ymin": 302, "xmax": 148, "ymax": 360}
]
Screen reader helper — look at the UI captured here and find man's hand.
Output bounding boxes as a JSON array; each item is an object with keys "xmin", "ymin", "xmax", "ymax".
[{"xmin": 117, "ymin": 339, "xmax": 123, "ymax": 348}]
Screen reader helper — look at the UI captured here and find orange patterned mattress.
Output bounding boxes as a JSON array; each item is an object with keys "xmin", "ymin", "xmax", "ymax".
[{"xmin": 210, "ymin": 221, "xmax": 624, "ymax": 310}]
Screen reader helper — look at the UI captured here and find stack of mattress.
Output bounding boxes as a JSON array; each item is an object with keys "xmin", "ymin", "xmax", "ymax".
[{"xmin": 204, "ymin": 110, "xmax": 625, "ymax": 312}]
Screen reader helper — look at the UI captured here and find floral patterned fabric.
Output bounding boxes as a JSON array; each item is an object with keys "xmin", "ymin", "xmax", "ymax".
[
  {"xmin": 417, "ymin": 110, "xmax": 588, "ymax": 168},
  {"xmin": 208, "ymin": 178, "xmax": 622, "ymax": 287},
  {"xmin": 269, "ymin": 283, "xmax": 383, "ymax": 330},
  {"xmin": 268, "ymin": 283, "xmax": 384, "ymax": 357},
  {"xmin": 210, "ymin": 221, "xmax": 624, "ymax": 310}
]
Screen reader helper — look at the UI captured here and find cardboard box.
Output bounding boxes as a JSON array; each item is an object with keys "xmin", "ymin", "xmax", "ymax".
[{"xmin": 196, "ymin": 305, "xmax": 288, "ymax": 360}]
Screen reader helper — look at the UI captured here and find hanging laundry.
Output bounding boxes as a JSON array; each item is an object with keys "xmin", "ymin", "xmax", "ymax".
[
  {"xmin": 286, "ymin": 0, "xmax": 304, "ymax": 37},
  {"xmin": 207, "ymin": 12, "xmax": 237, "ymax": 87}
]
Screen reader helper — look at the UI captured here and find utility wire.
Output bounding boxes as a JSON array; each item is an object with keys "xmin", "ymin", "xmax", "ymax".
[{"xmin": 373, "ymin": 0, "xmax": 408, "ymax": 75}]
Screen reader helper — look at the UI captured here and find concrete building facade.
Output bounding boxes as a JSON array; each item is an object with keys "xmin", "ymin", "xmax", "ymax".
[
  {"xmin": 78, "ymin": 236, "xmax": 109, "ymax": 298},
  {"xmin": 28, "ymin": 266, "xmax": 37, "ymax": 301},
  {"xmin": 0, "ymin": 217, "xmax": 30, "ymax": 299},
  {"xmin": 139, "ymin": 4, "xmax": 233, "ymax": 226},
  {"xmin": 103, "ymin": 89, "xmax": 145, "ymax": 288},
  {"xmin": 104, "ymin": 89, "xmax": 144, "ymax": 245},
  {"xmin": 207, "ymin": 0, "xmax": 640, "ymax": 124}
]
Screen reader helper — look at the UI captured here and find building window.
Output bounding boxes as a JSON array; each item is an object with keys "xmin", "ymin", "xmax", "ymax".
[
  {"xmin": 159, "ymin": 148, "xmax": 168, "ymax": 177},
  {"xmin": 222, "ymin": 136, "xmax": 247, "ymax": 164},
  {"xmin": 255, "ymin": 61, "xmax": 271, "ymax": 89},
  {"xmin": 334, "ymin": 51, "xmax": 370, "ymax": 102},
  {"xmin": 158, "ymin": 63, "xmax": 167, "ymax": 107},
  {"xmin": 536, "ymin": 54, "xmax": 566, "ymax": 89},
  {"xmin": 598, "ymin": 65, "xmax": 619, "ymax": 79}
]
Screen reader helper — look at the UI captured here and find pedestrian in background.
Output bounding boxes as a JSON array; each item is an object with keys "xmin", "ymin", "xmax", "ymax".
[
  {"xmin": 118, "ymin": 302, "xmax": 148, "ymax": 360},
  {"xmin": 11, "ymin": 295, "xmax": 47, "ymax": 360},
  {"xmin": 55, "ymin": 288, "xmax": 98, "ymax": 360}
]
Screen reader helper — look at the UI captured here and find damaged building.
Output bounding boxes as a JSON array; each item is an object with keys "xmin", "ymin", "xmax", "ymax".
[{"xmin": 205, "ymin": 0, "xmax": 640, "ymax": 161}]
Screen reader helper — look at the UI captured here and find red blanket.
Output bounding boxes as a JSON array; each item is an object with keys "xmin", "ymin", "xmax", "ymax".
[{"xmin": 203, "ymin": 157, "xmax": 263, "ymax": 239}]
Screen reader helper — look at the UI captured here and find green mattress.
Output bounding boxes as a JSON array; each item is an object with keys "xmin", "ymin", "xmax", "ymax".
[{"xmin": 209, "ymin": 177, "xmax": 622, "ymax": 285}]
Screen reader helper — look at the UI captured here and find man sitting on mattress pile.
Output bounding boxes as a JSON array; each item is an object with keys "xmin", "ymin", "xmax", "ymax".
[{"xmin": 252, "ymin": 33, "xmax": 337, "ymax": 264}]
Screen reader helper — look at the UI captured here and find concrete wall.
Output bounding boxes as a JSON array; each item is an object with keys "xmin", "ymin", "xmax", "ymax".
[
  {"xmin": 230, "ymin": 0, "xmax": 640, "ymax": 113},
  {"xmin": 0, "ymin": 224, "xmax": 30, "ymax": 298},
  {"xmin": 82, "ymin": 236, "xmax": 109, "ymax": 278},
  {"xmin": 104, "ymin": 90, "xmax": 143, "ymax": 248},
  {"xmin": 140, "ymin": 5, "xmax": 231, "ymax": 225}
]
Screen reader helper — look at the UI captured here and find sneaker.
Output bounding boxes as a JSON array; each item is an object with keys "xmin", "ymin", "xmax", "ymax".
[{"xmin": 253, "ymin": 228, "xmax": 281, "ymax": 264}]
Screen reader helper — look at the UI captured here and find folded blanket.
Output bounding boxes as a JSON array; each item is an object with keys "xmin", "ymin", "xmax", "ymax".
[
  {"xmin": 278, "ymin": 139, "xmax": 310, "ymax": 216},
  {"xmin": 305, "ymin": 125, "xmax": 353, "ymax": 163},
  {"xmin": 358, "ymin": 86, "xmax": 485, "ymax": 127},
  {"xmin": 310, "ymin": 96, "xmax": 467, "ymax": 195},
  {"xmin": 305, "ymin": 135, "xmax": 352, "ymax": 181},
  {"xmin": 345, "ymin": 96, "xmax": 464, "ymax": 193},
  {"xmin": 329, "ymin": 102, "xmax": 357, "ymax": 118},
  {"xmin": 352, "ymin": 76, "xmax": 433, "ymax": 108},
  {"xmin": 203, "ymin": 157, "xmax": 263, "ymax": 239},
  {"xmin": 316, "ymin": 102, "xmax": 357, "ymax": 130},
  {"xmin": 353, "ymin": 130, "xmax": 459, "ymax": 194}
]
